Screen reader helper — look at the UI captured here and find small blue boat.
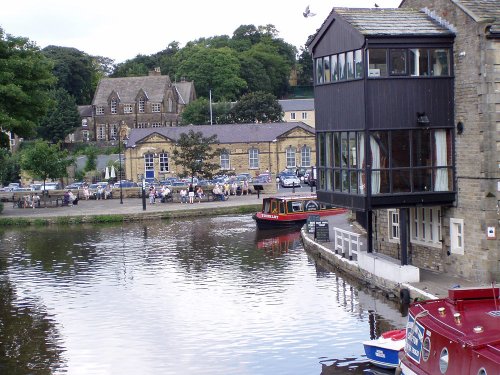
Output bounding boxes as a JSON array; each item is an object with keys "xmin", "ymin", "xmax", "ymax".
[{"xmin": 362, "ymin": 329, "xmax": 405, "ymax": 369}]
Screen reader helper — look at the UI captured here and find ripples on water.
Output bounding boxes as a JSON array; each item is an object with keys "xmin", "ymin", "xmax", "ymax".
[{"xmin": 0, "ymin": 215, "xmax": 405, "ymax": 375}]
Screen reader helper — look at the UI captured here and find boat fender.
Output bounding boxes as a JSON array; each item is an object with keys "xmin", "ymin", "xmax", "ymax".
[
  {"xmin": 395, "ymin": 366, "xmax": 403, "ymax": 375},
  {"xmin": 400, "ymin": 288, "xmax": 410, "ymax": 304}
]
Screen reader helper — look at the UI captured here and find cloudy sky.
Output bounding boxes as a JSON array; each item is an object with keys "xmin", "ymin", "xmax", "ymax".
[{"xmin": 2, "ymin": 0, "xmax": 401, "ymax": 64}]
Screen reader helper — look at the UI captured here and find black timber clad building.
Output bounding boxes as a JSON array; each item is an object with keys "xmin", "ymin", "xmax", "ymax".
[{"xmin": 307, "ymin": 8, "xmax": 456, "ymax": 259}]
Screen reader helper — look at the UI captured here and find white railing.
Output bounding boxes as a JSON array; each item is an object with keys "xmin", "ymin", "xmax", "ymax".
[{"xmin": 334, "ymin": 228, "xmax": 361, "ymax": 260}]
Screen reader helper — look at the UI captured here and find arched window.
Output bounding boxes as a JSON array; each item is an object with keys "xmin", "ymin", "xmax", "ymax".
[
  {"xmin": 220, "ymin": 150, "xmax": 230, "ymax": 170},
  {"xmin": 168, "ymin": 97, "xmax": 173, "ymax": 112},
  {"xmin": 286, "ymin": 147, "xmax": 296, "ymax": 168},
  {"xmin": 301, "ymin": 145, "xmax": 311, "ymax": 167}
]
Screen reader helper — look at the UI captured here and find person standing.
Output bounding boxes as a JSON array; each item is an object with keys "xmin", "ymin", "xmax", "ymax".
[{"xmin": 188, "ymin": 183, "xmax": 195, "ymax": 204}]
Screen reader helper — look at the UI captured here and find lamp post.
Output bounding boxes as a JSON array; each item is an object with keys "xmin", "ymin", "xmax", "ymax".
[{"xmin": 118, "ymin": 133, "xmax": 123, "ymax": 204}]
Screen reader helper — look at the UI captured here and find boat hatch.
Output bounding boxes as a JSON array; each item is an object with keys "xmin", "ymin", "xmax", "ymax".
[{"xmin": 448, "ymin": 287, "xmax": 499, "ymax": 301}]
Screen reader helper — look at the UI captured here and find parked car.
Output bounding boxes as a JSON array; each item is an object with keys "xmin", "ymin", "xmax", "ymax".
[
  {"xmin": 4, "ymin": 182, "xmax": 20, "ymax": 192},
  {"xmin": 65, "ymin": 182, "xmax": 84, "ymax": 190},
  {"xmin": 280, "ymin": 174, "xmax": 301, "ymax": 188},
  {"xmin": 236, "ymin": 173, "xmax": 253, "ymax": 182},
  {"xmin": 254, "ymin": 173, "xmax": 271, "ymax": 183},
  {"xmin": 114, "ymin": 180, "xmax": 138, "ymax": 188},
  {"xmin": 43, "ymin": 182, "xmax": 62, "ymax": 191}
]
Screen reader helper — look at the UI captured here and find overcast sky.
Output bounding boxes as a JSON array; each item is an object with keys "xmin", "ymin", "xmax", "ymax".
[{"xmin": 2, "ymin": 0, "xmax": 401, "ymax": 64}]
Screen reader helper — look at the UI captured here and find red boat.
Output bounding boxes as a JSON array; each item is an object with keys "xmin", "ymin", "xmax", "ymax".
[
  {"xmin": 398, "ymin": 286, "xmax": 500, "ymax": 375},
  {"xmin": 252, "ymin": 194, "xmax": 347, "ymax": 230}
]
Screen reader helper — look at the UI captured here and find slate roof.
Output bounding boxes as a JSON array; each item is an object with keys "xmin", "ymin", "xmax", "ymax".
[
  {"xmin": 127, "ymin": 122, "xmax": 314, "ymax": 147},
  {"xmin": 174, "ymin": 81, "xmax": 195, "ymax": 105},
  {"xmin": 78, "ymin": 105, "xmax": 93, "ymax": 117},
  {"xmin": 334, "ymin": 8, "xmax": 454, "ymax": 36},
  {"xmin": 93, "ymin": 76, "xmax": 172, "ymax": 105},
  {"xmin": 279, "ymin": 99, "xmax": 314, "ymax": 112},
  {"xmin": 453, "ymin": 0, "xmax": 500, "ymax": 34}
]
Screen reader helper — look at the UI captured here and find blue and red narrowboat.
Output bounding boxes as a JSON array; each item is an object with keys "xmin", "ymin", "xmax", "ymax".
[{"xmin": 252, "ymin": 194, "xmax": 347, "ymax": 230}]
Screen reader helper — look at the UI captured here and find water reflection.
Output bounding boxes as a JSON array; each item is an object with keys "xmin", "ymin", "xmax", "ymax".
[{"xmin": 0, "ymin": 216, "xmax": 406, "ymax": 374}]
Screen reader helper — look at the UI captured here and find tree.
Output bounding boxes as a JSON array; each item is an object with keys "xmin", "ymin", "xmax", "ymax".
[
  {"xmin": 297, "ymin": 46, "xmax": 314, "ymax": 86},
  {"xmin": 181, "ymin": 98, "xmax": 211, "ymax": 125},
  {"xmin": 20, "ymin": 140, "xmax": 74, "ymax": 189},
  {"xmin": 42, "ymin": 46, "xmax": 95, "ymax": 105},
  {"xmin": 0, "ymin": 148, "xmax": 20, "ymax": 185},
  {"xmin": 37, "ymin": 88, "xmax": 81, "ymax": 142},
  {"xmin": 171, "ymin": 130, "xmax": 220, "ymax": 181},
  {"xmin": 0, "ymin": 28, "xmax": 55, "ymax": 138},
  {"xmin": 229, "ymin": 91, "xmax": 283, "ymax": 123}
]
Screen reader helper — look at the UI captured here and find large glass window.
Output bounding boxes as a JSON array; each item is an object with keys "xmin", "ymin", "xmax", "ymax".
[
  {"xmin": 390, "ymin": 49, "xmax": 407, "ymax": 75},
  {"xmin": 338, "ymin": 53, "xmax": 347, "ymax": 80},
  {"xmin": 346, "ymin": 51, "xmax": 354, "ymax": 79},
  {"xmin": 430, "ymin": 49, "xmax": 450, "ymax": 76},
  {"xmin": 316, "ymin": 58, "xmax": 324, "ymax": 84},
  {"xmin": 323, "ymin": 56, "xmax": 331, "ymax": 83},
  {"xmin": 354, "ymin": 50, "xmax": 363, "ymax": 78},
  {"xmin": 249, "ymin": 148, "xmax": 259, "ymax": 169},
  {"xmin": 409, "ymin": 48, "xmax": 429, "ymax": 76},
  {"xmin": 368, "ymin": 49, "xmax": 387, "ymax": 77},
  {"xmin": 301, "ymin": 146, "xmax": 311, "ymax": 167},
  {"xmin": 220, "ymin": 151, "xmax": 230, "ymax": 170},
  {"xmin": 331, "ymin": 55, "xmax": 339, "ymax": 81},
  {"xmin": 286, "ymin": 147, "xmax": 296, "ymax": 168},
  {"xmin": 159, "ymin": 153, "xmax": 169, "ymax": 172}
]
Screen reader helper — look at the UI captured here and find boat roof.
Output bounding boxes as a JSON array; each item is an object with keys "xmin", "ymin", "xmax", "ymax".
[
  {"xmin": 410, "ymin": 287, "xmax": 500, "ymax": 350},
  {"xmin": 264, "ymin": 195, "xmax": 318, "ymax": 201}
]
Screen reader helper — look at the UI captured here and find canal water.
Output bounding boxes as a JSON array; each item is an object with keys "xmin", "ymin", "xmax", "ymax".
[{"xmin": 0, "ymin": 214, "xmax": 406, "ymax": 375}]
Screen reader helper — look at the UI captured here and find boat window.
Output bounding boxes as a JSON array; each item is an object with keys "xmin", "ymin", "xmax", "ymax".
[
  {"xmin": 263, "ymin": 199, "xmax": 271, "ymax": 213},
  {"xmin": 477, "ymin": 369, "xmax": 487, "ymax": 375},
  {"xmin": 288, "ymin": 201, "xmax": 304, "ymax": 213},
  {"xmin": 439, "ymin": 347, "xmax": 449, "ymax": 373},
  {"xmin": 422, "ymin": 336, "xmax": 431, "ymax": 361},
  {"xmin": 304, "ymin": 200, "xmax": 320, "ymax": 212},
  {"xmin": 271, "ymin": 201, "xmax": 278, "ymax": 214},
  {"xmin": 279, "ymin": 202, "xmax": 285, "ymax": 214}
]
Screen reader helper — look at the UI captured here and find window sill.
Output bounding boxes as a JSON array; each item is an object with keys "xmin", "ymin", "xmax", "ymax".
[{"xmin": 410, "ymin": 239, "xmax": 442, "ymax": 249}]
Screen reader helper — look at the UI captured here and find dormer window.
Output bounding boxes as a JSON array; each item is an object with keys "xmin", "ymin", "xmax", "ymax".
[
  {"xmin": 111, "ymin": 98, "xmax": 118, "ymax": 114},
  {"xmin": 138, "ymin": 97, "xmax": 145, "ymax": 113}
]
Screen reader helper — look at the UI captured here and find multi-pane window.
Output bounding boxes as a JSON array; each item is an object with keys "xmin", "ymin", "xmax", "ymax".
[
  {"xmin": 159, "ymin": 153, "xmax": 169, "ymax": 173},
  {"xmin": 301, "ymin": 146, "xmax": 311, "ymax": 167},
  {"xmin": 410, "ymin": 207, "xmax": 442, "ymax": 247},
  {"xmin": 388, "ymin": 209, "xmax": 400, "ymax": 241},
  {"xmin": 144, "ymin": 154, "xmax": 154, "ymax": 172},
  {"xmin": 138, "ymin": 97, "xmax": 145, "ymax": 113},
  {"xmin": 110, "ymin": 123, "xmax": 118, "ymax": 139},
  {"xmin": 97, "ymin": 125, "xmax": 106, "ymax": 140},
  {"xmin": 124, "ymin": 104, "xmax": 133, "ymax": 113},
  {"xmin": 450, "ymin": 218, "xmax": 464, "ymax": 255},
  {"xmin": 152, "ymin": 103, "xmax": 161, "ymax": 112},
  {"xmin": 151, "ymin": 122, "xmax": 162, "ymax": 128},
  {"xmin": 220, "ymin": 151, "xmax": 230, "ymax": 170},
  {"xmin": 111, "ymin": 98, "xmax": 118, "ymax": 114},
  {"xmin": 290, "ymin": 112, "xmax": 296, "ymax": 120},
  {"xmin": 301, "ymin": 112, "xmax": 307, "ymax": 120},
  {"xmin": 136, "ymin": 122, "xmax": 147, "ymax": 128},
  {"xmin": 249, "ymin": 148, "xmax": 259, "ymax": 169},
  {"xmin": 286, "ymin": 147, "xmax": 296, "ymax": 168},
  {"xmin": 96, "ymin": 106, "xmax": 104, "ymax": 115}
]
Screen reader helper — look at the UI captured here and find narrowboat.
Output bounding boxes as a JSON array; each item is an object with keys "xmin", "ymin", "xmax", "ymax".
[
  {"xmin": 363, "ymin": 329, "xmax": 406, "ymax": 369},
  {"xmin": 252, "ymin": 194, "xmax": 347, "ymax": 230},
  {"xmin": 398, "ymin": 286, "xmax": 500, "ymax": 375}
]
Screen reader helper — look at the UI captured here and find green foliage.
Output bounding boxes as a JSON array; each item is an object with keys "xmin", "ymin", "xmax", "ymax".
[
  {"xmin": 41, "ymin": 45, "xmax": 95, "ymax": 105},
  {"xmin": 0, "ymin": 28, "xmax": 56, "ymax": 138},
  {"xmin": 37, "ymin": 88, "xmax": 81, "ymax": 142},
  {"xmin": 0, "ymin": 148, "xmax": 20, "ymax": 185},
  {"xmin": 19, "ymin": 140, "xmax": 74, "ymax": 185},
  {"xmin": 84, "ymin": 146, "xmax": 98, "ymax": 172},
  {"xmin": 229, "ymin": 91, "xmax": 283, "ymax": 123},
  {"xmin": 297, "ymin": 46, "xmax": 313, "ymax": 86},
  {"xmin": 181, "ymin": 98, "xmax": 211, "ymax": 125},
  {"xmin": 0, "ymin": 202, "xmax": 3, "ymax": 214},
  {"xmin": 171, "ymin": 130, "xmax": 221, "ymax": 180}
]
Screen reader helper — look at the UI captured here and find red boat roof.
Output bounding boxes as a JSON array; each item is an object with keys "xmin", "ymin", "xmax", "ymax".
[{"xmin": 410, "ymin": 287, "xmax": 500, "ymax": 350}]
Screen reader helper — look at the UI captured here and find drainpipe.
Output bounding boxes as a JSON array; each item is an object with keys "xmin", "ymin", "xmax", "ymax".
[{"xmin": 363, "ymin": 40, "xmax": 373, "ymax": 254}]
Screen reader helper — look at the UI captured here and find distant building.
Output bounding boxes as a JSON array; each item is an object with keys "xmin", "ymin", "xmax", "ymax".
[
  {"xmin": 124, "ymin": 122, "xmax": 315, "ymax": 182},
  {"xmin": 72, "ymin": 68, "xmax": 196, "ymax": 143},
  {"xmin": 279, "ymin": 99, "xmax": 315, "ymax": 127}
]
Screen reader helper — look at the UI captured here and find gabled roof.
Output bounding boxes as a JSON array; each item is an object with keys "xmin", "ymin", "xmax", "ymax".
[
  {"xmin": 174, "ymin": 81, "xmax": 196, "ymax": 105},
  {"xmin": 93, "ymin": 75, "xmax": 173, "ymax": 105},
  {"xmin": 308, "ymin": 7, "xmax": 454, "ymax": 49},
  {"xmin": 127, "ymin": 122, "xmax": 314, "ymax": 147},
  {"xmin": 279, "ymin": 99, "xmax": 315, "ymax": 112},
  {"xmin": 452, "ymin": 0, "xmax": 500, "ymax": 35}
]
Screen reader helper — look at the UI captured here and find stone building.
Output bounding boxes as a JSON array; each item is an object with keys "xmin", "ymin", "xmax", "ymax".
[
  {"xmin": 71, "ymin": 68, "xmax": 196, "ymax": 143},
  {"xmin": 308, "ymin": 1, "xmax": 499, "ymax": 283},
  {"xmin": 123, "ymin": 122, "xmax": 315, "ymax": 182},
  {"xmin": 279, "ymin": 99, "xmax": 316, "ymax": 128}
]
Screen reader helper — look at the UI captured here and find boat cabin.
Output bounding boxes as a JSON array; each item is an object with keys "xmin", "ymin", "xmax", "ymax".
[{"xmin": 262, "ymin": 196, "xmax": 334, "ymax": 216}]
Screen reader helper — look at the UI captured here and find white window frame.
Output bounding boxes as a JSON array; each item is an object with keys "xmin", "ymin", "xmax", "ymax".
[
  {"xmin": 151, "ymin": 122, "xmax": 162, "ymax": 128},
  {"xmin": 159, "ymin": 153, "xmax": 169, "ymax": 173},
  {"xmin": 286, "ymin": 147, "xmax": 296, "ymax": 168},
  {"xmin": 136, "ymin": 122, "xmax": 147, "ymax": 129},
  {"xmin": 111, "ymin": 98, "xmax": 118, "ymax": 114},
  {"xmin": 152, "ymin": 103, "xmax": 161, "ymax": 113},
  {"xmin": 138, "ymin": 97, "xmax": 145, "ymax": 113},
  {"xmin": 124, "ymin": 104, "xmax": 133, "ymax": 114},
  {"xmin": 301, "ymin": 146, "xmax": 311, "ymax": 167},
  {"xmin": 82, "ymin": 119, "xmax": 88, "ymax": 127},
  {"xmin": 249, "ymin": 148, "xmax": 259, "ymax": 169},
  {"xmin": 96, "ymin": 106, "xmax": 104, "ymax": 115},
  {"xmin": 450, "ymin": 218, "xmax": 464, "ymax": 255},
  {"xmin": 97, "ymin": 125, "xmax": 106, "ymax": 140},
  {"xmin": 290, "ymin": 112, "xmax": 296, "ymax": 120},
  {"xmin": 82, "ymin": 130, "xmax": 89, "ymax": 142},
  {"xmin": 220, "ymin": 151, "xmax": 230, "ymax": 170},
  {"xmin": 301, "ymin": 112, "xmax": 307, "ymax": 120},
  {"xmin": 110, "ymin": 123, "xmax": 118, "ymax": 138},
  {"xmin": 410, "ymin": 207, "xmax": 442, "ymax": 248},
  {"xmin": 144, "ymin": 154, "xmax": 154, "ymax": 172},
  {"xmin": 388, "ymin": 209, "xmax": 400, "ymax": 242}
]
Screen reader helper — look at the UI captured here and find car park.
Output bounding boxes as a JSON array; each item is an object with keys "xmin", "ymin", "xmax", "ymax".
[{"xmin": 114, "ymin": 180, "xmax": 138, "ymax": 188}]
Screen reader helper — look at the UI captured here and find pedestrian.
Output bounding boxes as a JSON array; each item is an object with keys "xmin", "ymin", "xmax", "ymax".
[{"xmin": 188, "ymin": 183, "xmax": 195, "ymax": 204}]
